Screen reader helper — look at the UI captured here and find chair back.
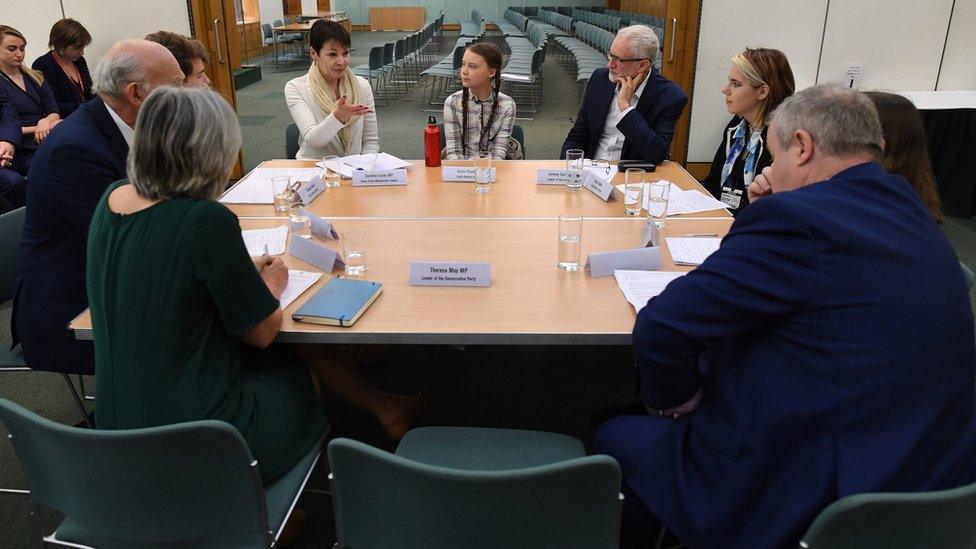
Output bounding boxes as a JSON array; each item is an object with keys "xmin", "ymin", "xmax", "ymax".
[
  {"xmin": 328, "ymin": 437, "xmax": 621, "ymax": 549},
  {"xmin": 273, "ymin": 19, "xmax": 284, "ymax": 27},
  {"xmin": 382, "ymin": 42, "xmax": 394, "ymax": 66},
  {"xmin": 285, "ymin": 123, "xmax": 301, "ymax": 160},
  {"xmin": 262, "ymin": 23, "xmax": 272, "ymax": 39},
  {"xmin": 368, "ymin": 46, "xmax": 384, "ymax": 70},
  {"xmin": 511, "ymin": 124, "xmax": 526, "ymax": 157},
  {"xmin": 0, "ymin": 207, "xmax": 25, "ymax": 304},
  {"xmin": 800, "ymin": 483, "xmax": 976, "ymax": 549},
  {"xmin": 452, "ymin": 45, "xmax": 466, "ymax": 70},
  {"xmin": 0, "ymin": 398, "xmax": 272, "ymax": 548}
]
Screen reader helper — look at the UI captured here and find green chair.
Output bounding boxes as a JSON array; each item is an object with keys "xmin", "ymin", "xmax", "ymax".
[
  {"xmin": 0, "ymin": 398, "xmax": 325, "ymax": 548},
  {"xmin": 328, "ymin": 427, "xmax": 622, "ymax": 549},
  {"xmin": 284, "ymin": 123, "xmax": 300, "ymax": 159},
  {"xmin": 799, "ymin": 482, "xmax": 976, "ymax": 548}
]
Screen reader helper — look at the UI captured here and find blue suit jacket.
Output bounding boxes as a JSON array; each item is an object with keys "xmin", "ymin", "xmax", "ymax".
[
  {"xmin": 32, "ymin": 52, "xmax": 94, "ymax": 118},
  {"xmin": 560, "ymin": 68, "xmax": 687, "ymax": 162},
  {"xmin": 0, "ymin": 95, "xmax": 20, "ymax": 147},
  {"xmin": 0, "ymin": 73, "xmax": 59, "ymax": 151},
  {"xmin": 628, "ymin": 162, "xmax": 976, "ymax": 548},
  {"xmin": 12, "ymin": 97, "xmax": 127, "ymax": 374}
]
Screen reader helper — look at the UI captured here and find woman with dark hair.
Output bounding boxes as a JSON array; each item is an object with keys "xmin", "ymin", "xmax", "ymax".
[
  {"xmin": 32, "ymin": 18, "xmax": 94, "ymax": 117},
  {"xmin": 0, "ymin": 25, "xmax": 60, "ymax": 177},
  {"xmin": 284, "ymin": 19, "xmax": 378, "ymax": 159},
  {"xmin": 443, "ymin": 42, "xmax": 516, "ymax": 160},
  {"xmin": 866, "ymin": 91, "xmax": 944, "ymax": 223},
  {"xmin": 701, "ymin": 47, "xmax": 794, "ymax": 215}
]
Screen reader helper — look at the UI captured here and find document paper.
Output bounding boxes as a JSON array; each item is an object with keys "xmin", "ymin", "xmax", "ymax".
[
  {"xmin": 613, "ymin": 270, "xmax": 686, "ymax": 312},
  {"xmin": 665, "ymin": 237, "xmax": 722, "ymax": 266},
  {"xmin": 615, "ymin": 182, "xmax": 728, "ymax": 215},
  {"xmin": 319, "ymin": 153, "xmax": 410, "ymax": 178},
  {"xmin": 220, "ymin": 167, "xmax": 323, "ymax": 204},
  {"xmin": 280, "ymin": 270, "xmax": 322, "ymax": 310},
  {"xmin": 241, "ymin": 225, "xmax": 288, "ymax": 257}
]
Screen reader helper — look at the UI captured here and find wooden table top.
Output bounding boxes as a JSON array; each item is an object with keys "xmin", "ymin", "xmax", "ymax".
[
  {"xmin": 70, "ymin": 217, "xmax": 734, "ymax": 345},
  {"xmin": 223, "ymin": 160, "xmax": 732, "ymax": 219}
]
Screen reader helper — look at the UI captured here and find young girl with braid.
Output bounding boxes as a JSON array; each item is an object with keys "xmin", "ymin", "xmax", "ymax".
[{"xmin": 443, "ymin": 42, "xmax": 516, "ymax": 160}]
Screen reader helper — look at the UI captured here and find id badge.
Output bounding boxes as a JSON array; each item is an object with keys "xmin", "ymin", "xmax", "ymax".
[{"xmin": 720, "ymin": 187, "xmax": 742, "ymax": 209}]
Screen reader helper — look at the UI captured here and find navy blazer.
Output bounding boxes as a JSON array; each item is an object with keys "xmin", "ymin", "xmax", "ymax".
[
  {"xmin": 32, "ymin": 52, "xmax": 93, "ymax": 118},
  {"xmin": 0, "ymin": 94, "xmax": 19, "ymax": 147},
  {"xmin": 0, "ymin": 72, "xmax": 59, "ymax": 151},
  {"xmin": 626, "ymin": 162, "xmax": 976, "ymax": 548},
  {"xmin": 12, "ymin": 97, "xmax": 128, "ymax": 374},
  {"xmin": 560, "ymin": 67, "xmax": 687, "ymax": 163}
]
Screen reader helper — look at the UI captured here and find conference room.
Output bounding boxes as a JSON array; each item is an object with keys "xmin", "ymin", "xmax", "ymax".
[{"xmin": 1, "ymin": 0, "xmax": 975, "ymax": 547}]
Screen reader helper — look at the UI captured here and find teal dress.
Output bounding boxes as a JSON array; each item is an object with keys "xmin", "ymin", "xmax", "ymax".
[{"xmin": 87, "ymin": 181, "xmax": 326, "ymax": 482}]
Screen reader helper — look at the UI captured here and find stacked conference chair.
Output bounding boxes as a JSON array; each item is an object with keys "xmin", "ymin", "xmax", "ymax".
[
  {"xmin": 500, "ymin": 20, "xmax": 565, "ymax": 118},
  {"xmin": 420, "ymin": 35, "xmax": 480, "ymax": 111}
]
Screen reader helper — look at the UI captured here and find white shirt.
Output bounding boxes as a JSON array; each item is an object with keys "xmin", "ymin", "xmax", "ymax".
[
  {"xmin": 594, "ymin": 73, "xmax": 649, "ymax": 161},
  {"xmin": 103, "ymin": 101, "xmax": 134, "ymax": 147}
]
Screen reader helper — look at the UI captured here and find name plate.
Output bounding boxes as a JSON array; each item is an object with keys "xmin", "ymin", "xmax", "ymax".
[
  {"xmin": 409, "ymin": 261, "xmax": 491, "ymax": 287},
  {"xmin": 585, "ymin": 247, "xmax": 662, "ymax": 278},
  {"xmin": 290, "ymin": 234, "xmax": 344, "ymax": 272},
  {"xmin": 352, "ymin": 169, "xmax": 407, "ymax": 186},
  {"xmin": 442, "ymin": 166, "xmax": 496, "ymax": 182},
  {"xmin": 300, "ymin": 208, "xmax": 339, "ymax": 239},
  {"xmin": 296, "ymin": 174, "xmax": 325, "ymax": 205},
  {"xmin": 583, "ymin": 171, "xmax": 620, "ymax": 202},
  {"xmin": 536, "ymin": 169, "xmax": 573, "ymax": 185}
]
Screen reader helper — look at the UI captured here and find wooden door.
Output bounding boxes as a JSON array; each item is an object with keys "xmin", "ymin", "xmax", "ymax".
[
  {"xmin": 317, "ymin": 0, "xmax": 330, "ymax": 12},
  {"xmin": 190, "ymin": 0, "xmax": 245, "ymax": 178},
  {"xmin": 285, "ymin": 0, "xmax": 302, "ymax": 16},
  {"xmin": 659, "ymin": 0, "xmax": 701, "ymax": 166}
]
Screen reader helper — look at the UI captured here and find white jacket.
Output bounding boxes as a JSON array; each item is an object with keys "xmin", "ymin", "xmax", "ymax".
[{"xmin": 284, "ymin": 73, "xmax": 380, "ymax": 160}]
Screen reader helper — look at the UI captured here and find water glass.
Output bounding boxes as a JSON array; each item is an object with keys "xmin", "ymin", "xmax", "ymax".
[
  {"xmin": 289, "ymin": 204, "xmax": 311, "ymax": 239},
  {"xmin": 342, "ymin": 229, "xmax": 367, "ymax": 277},
  {"xmin": 647, "ymin": 180, "xmax": 671, "ymax": 229},
  {"xmin": 624, "ymin": 168, "xmax": 645, "ymax": 216},
  {"xmin": 557, "ymin": 215, "xmax": 583, "ymax": 271},
  {"xmin": 321, "ymin": 155, "xmax": 342, "ymax": 188},
  {"xmin": 474, "ymin": 151, "xmax": 492, "ymax": 193},
  {"xmin": 272, "ymin": 175, "xmax": 292, "ymax": 214},
  {"xmin": 565, "ymin": 149, "xmax": 584, "ymax": 191}
]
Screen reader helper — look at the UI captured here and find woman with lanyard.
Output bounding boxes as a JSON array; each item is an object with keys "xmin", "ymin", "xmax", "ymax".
[
  {"xmin": 284, "ymin": 19, "xmax": 378, "ymax": 160},
  {"xmin": 443, "ymin": 42, "xmax": 516, "ymax": 160},
  {"xmin": 0, "ymin": 25, "xmax": 60, "ymax": 177},
  {"xmin": 31, "ymin": 18, "xmax": 94, "ymax": 118},
  {"xmin": 701, "ymin": 48, "xmax": 794, "ymax": 215}
]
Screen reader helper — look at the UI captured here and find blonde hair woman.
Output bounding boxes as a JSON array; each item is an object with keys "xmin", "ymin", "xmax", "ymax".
[{"xmin": 284, "ymin": 20, "xmax": 378, "ymax": 159}]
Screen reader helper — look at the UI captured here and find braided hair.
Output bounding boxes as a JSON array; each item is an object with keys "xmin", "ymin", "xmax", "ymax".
[{"xmin": 460, "ymin": 42, "xmax": 503, "ymax": 157}]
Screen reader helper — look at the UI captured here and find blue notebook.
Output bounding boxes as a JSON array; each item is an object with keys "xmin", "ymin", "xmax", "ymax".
[{"xmin": 292, "ymin": 278, "xmax": 383, "ymax": 327}]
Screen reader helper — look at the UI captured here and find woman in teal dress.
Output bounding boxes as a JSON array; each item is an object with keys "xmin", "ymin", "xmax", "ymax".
[{"xmin": 86, "ymin": 87, "xmax": 422, "ymax": 482}]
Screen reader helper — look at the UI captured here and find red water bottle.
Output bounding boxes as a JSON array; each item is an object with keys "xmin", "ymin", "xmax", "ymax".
[{"xmin": 424, "ymin": 116, "xmax": 441, "ymax": 167}]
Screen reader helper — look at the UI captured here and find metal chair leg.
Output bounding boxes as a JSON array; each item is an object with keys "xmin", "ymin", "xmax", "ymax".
[
  {"xmin": 61, "ymin": 374, "xmax": 91, "ymax": 428},
  {"xmin": 77, "ymin": 374, "xmax": 94, "ymax": 401}
]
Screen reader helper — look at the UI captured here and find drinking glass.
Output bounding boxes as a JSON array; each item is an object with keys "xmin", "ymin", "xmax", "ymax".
[
  {"xmin": 624, "ymin": 168, "xmax": 645, "ymax": 216},
  {"xmin": 557, "ymin": 215, "xmax": 583, "ymax": 271},
  {"xmin": 647, "ymin": 180, "xmax": 671, "ymax": 229},
  {"xmin": 342, "ymin": 229, "xmax": 367, "ymax": 277},
  {"xmin": 474, "ymin": 151, "xmax": 492, "ymax": 193},
  {"xmin": 321, "ymin": 155, "xmax": 342, "ymax": 188},
  {"xmin": 272, "ymin": 175, "xmax": 292, "ymax": 214},
  {"xmin": 288, "ymin": 204, "xmax": 311, "ymax": 239},
  {"xmin": 565, "ymin": 149, "xmax": 584, "ymax": 191}
]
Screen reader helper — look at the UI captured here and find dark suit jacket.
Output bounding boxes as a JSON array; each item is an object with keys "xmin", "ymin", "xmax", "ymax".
[
  {"xmin": 626, "ymin": 162, "xmax": 976, "ymax": 548},
  {"xmin": 12, "ymin": 97, "xmax": 128, "ymax": 374},
  {"xmin": 700, "ymin": 116, "xmax": 772, "ymax": 216},
  {"xmin": 32, "ymin": 52, "xmax": 93, "ymax": 118},
  {"xmin": 560, "ymin": 68, "xmax": 687, "ymax": 162},
  {"xmin": 0, "ymin": 72, "xmax": 59, "ymax": 151},
  {"xmin": 0, "ymin": 95, "xmax": 19, "ymax": 147}
]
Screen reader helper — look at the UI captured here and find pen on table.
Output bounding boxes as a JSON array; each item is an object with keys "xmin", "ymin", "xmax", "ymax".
[
  {"xmin": 681, "ymin": 233, "xmax": 719, "ymax": 237},
  {"xmin": 263, "ymin": 244, "xmax": 270, "ymax": 257}
]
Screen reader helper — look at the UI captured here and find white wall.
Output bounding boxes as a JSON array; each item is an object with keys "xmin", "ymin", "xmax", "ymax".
[
  {"xmin": 259, "ymin": 0, "xmax": 286, "ymax": 28},
  {"xmin": 3, "ymin": 0, "xmax": 191, "ymax": 72},
  {"xmin": 937, "ymin": 0, "xmax": 976, "ymax": 90},
  {"xmin": 687, "ymin": 0, "xmax": 826, "ymax": 163},
  {"xmin": 688, "ymin": 0, "xmax": 971, "ymax": 163},
  {"xmin": 301, "ymin": 0, "xmax": 318, "ymax": 15},
  {"xmin": 817, "ymin": 0, "xmax": 953, "ymax": 90}
]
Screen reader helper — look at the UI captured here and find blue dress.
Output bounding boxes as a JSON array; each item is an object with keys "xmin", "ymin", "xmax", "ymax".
[{"xmin": 0, "ymin": 70, "xmax": 59, "ymax": 174}]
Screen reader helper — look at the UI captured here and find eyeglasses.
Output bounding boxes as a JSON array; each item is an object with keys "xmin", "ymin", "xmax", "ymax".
[{"xmin": 607, "ymin": 53, "xmax": 650, "ymax": 64}]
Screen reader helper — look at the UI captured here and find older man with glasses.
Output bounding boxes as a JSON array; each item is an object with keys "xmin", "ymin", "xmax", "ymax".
[{"xmin": 561, "ymin": 24, "xmax": 686, "ymax": 163}]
